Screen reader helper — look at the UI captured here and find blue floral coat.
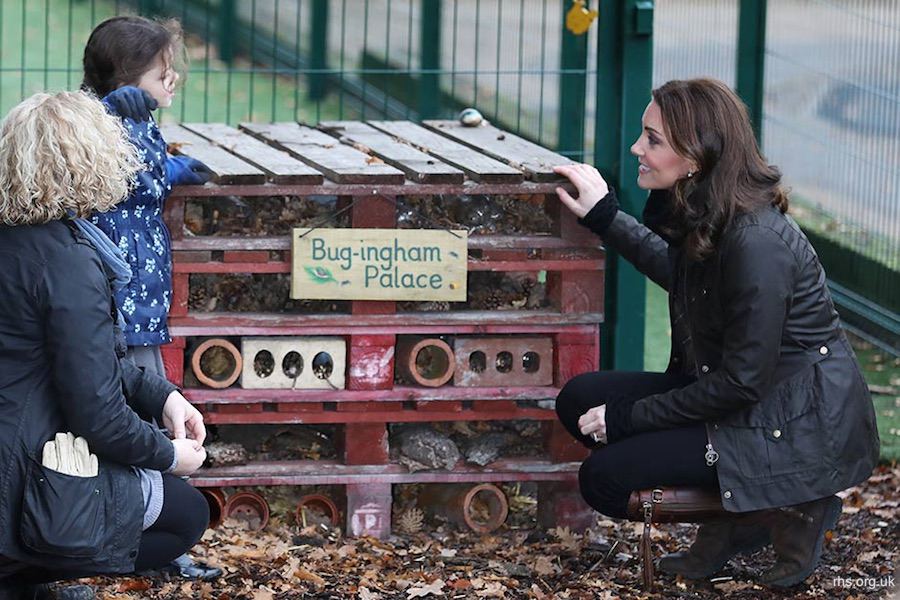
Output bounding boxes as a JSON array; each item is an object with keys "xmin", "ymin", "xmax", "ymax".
[{"xmin": 91, "ymin": 114, "xmax": 174, "ymax": 347}]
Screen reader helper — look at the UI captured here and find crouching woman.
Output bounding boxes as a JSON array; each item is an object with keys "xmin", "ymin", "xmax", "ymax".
[
  {"xmin": 553, "ymin": 78, "xmax": 880, "ymax": 588},
  {"xmin": 0, "ymin": 92, "xmax": 209, "ymax": 599}
]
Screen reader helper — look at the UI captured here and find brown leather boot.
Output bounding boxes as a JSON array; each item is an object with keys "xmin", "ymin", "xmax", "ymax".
[
  {"xmin": 658, "ymin": 517, "xmax": 771, "ymax": 579},
  {"xmin": 759, "ymin": 495, "xmax": 842, "ymax": 588}
]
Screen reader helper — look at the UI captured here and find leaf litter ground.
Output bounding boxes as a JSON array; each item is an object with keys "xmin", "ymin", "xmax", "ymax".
[{"xmin": 78, "ymin": 466, "xmax": 897, "ymax": 599}]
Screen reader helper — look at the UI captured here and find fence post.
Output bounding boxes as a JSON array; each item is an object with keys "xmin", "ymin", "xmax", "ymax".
[
  {"xmin": 309, "ymin": 0, "xmax": 330, "ymax": 101},
  {"xmin": 137, "ymin": 0, "xmax": 158, "ymax": 16},
  {"xmin": 594, "ymin": 0, "xmax": 654, "ymax": 371},
  {"xmin": 218, "ymin": 0, "xmax": 236, "ymax": 65},
  {"xmin": 558, "ymin": 2, "xmax": 589, "ymax": 159},
  {"xmin": 736, "ymin": 0, "xmax": 767, "ymax": 143},
  {"xmin": 419, "ymin": 0, "xmax": 443, "ymax": 119}
]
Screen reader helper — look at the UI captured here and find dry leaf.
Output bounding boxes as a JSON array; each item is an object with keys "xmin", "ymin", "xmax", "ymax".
[
  {"xmin": 406, "ymin": 579, "xmax": 445, "ymax": 597},
  {"xmin": 550, "ymin": 526, "xmax": 581, "ymax": 552},
  {"xmin": 116, "ymin": 579, "xmax": 151, "ymax": 593},
  {"xmin": 294, "ymin": 567, "xmax": 326, "ymax": 588},
  {"xmin": 532, "ymin": 556, "xmax": 557, "ymax": 576},
  {"xmin": 358, "ymin": 587, "xmax": 382, "ymax": 600},
  {"xmin": 475, "ymin": 581, "xmax": 507, "ymax": 597},
  {"xmin": 449, "ymin": 578, "xmax": 472, "ymax": 590},
  {"xmin": 858, "ymin": 550, "xmax": 879, "ymax": 562}
]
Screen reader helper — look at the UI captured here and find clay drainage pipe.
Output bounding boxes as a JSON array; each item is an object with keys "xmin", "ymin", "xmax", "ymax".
[
  {"xmin": 421, "ymin": 483, "xmax": 509, "ymax": 533},
  {"xmin": 223, "ymin": 491, "xmax": 270, "ymax": 531},
  {"xmin": 461, "ymin": 483, "xmax": 509, "ymax": 533},
  {"xmin": 296, "ymin": 494, "xmax": 340, "ymax": 527},
  {"xmin": 396, "ymin": 337, "xmax": 454, "ymax": 387},
  {"xmin": 199, "ymin": 488, "xmax": 227, "ymax": 529},
  {"xmin": 191, "ymin": 338, "xmax": 242, "ymax": 389}
]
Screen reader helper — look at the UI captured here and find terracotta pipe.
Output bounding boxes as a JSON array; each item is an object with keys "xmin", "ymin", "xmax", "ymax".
[
  {"xmin": 420, "ymin": 483, "xmax": 509, "ymax": 533},
  {"xmin": 296, "ymin": 493, "xmax": 340, "ymax": 527},
  {"xmin": 460, "ymin": 484, "xmax": 509, "ymax": 533},
  {"xmin": 223, "ymin": 490, "xmax": 270, "ymax": 531},
  {"xmin": 199, "ymin": 487, "xmax": 227, "ymax": 529},
  {"xmin": 191, "ymin": 338, "xmax": 242, "ymax": 389},
  {"xmin": 395, "ymin": 337, "xmax": 454, "ymax": 387}
]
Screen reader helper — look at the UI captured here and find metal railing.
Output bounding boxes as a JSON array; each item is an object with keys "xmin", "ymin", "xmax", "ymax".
[
  {"xmin": 653, "ymin": 0, "xmax": 899, "ymax": 354},
  {"xmin": 0, "ymin": 0, "xmax": 596, "ymax": 163},
  {"xmin": 0, "ymin": 0, "xmax": 895, "ymax": 354},
  {"xmin": 764, "ymin": 0, "xmax": 899, "ymax": 352}
]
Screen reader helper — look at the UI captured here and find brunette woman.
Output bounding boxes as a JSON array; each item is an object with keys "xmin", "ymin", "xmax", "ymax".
[{"xmin": 554, "ymin": 78, "xmax": 879, "ymax": 588}]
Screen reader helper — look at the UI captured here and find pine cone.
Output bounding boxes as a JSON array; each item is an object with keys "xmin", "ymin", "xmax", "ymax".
[{"xmin": 188, "ymin": 286, "xmax": 208, "ymax": 310}]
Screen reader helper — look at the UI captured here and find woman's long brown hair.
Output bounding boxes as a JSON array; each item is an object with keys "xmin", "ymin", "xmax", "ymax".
[{"xmin": 652, "ymin": 78, "xmax": 789, "ymax": 261}]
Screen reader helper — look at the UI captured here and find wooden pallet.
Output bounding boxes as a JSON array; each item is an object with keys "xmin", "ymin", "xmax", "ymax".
[{"xmin": 161, "ymin": 120, "xmax": 598, "ymax": 536}]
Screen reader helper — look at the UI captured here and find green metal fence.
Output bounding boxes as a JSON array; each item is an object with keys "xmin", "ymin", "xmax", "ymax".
[
  {"xmin": 764, "ymin": 0, "xmax": 899, "ymax": 353},
  {"xmin": 0, "ymin": 0, "xmax": 597, "ymax": 161},
  {"xmin": 653, "ymin": 0, "xmax": 899, "ymax": 355},
  {"xmin": 1, "ymin": 0, "xmax": 895, "ymax": 358}
]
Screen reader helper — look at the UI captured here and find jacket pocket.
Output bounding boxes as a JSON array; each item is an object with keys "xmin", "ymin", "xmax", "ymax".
[
  {"xmin": 723, "ymin": 367, "xmax": 826, "ymax": 479},
  {"xmin": 20, "ymin": 461, "xmax": 105, "ymax": 558}
]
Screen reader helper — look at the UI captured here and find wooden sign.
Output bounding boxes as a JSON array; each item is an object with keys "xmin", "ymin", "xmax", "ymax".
[{"xmin": 291, "ymin": 228, "xmax": 468, "ymax": 301}]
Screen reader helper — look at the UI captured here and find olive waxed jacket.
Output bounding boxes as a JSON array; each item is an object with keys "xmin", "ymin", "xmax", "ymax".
[{"xmin": 589, "ymin": 192, "xmax": 879, "ymax": 512}]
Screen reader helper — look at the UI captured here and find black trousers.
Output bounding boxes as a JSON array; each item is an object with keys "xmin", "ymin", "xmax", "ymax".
[
  {"xmin": 2, "ymin": 474, "xmax": 208, "ymax": 587},
  {"xmin": 556, "ymin": 371, "xmax": 719, "ymax": 519}
]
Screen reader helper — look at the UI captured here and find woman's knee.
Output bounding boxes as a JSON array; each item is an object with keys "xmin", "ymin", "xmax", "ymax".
[
  {"xmin": 184, "ymin": 486, "xmax": 210, "ymax": 545},
  {"xmin": 162, "ymin": 475, "xmax": 209, "ymax": 546},
  {"xmin": 555, "ymin": 372, "xmax": 599, "ymax": 425},
  {"xmin": 578, "ymin": 450, "xmax": 629, "ymax": 519}
]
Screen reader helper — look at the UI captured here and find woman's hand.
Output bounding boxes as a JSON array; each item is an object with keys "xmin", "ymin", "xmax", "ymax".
[
  {"xmin": 553, "ymin": 163, "xmax": 612, "ymax": 218},
  {"xmin": 578, "ymin": 405, "xmax": 608, "ymax": 444},
  {"xmin": 171, "ymin": 438, "xmax": 206, "ymax": 476},
  {"xmin": 162, "ymin": 390, "xmax": 207, "ymax": 445}
]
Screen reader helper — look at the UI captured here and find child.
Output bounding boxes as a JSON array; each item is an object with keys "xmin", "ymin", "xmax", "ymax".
[
  {"xmin": 81, "ymin": 16, "xmax": 219, "ymax": 582},
  {"xmin": 82, "ymin": 16, "xmax": 212, "ymax": 389}
]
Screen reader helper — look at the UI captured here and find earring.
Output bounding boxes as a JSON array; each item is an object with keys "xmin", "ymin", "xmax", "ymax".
[{"xmin": 686, "ymin": 170, "xmax": 695, "ymax": 179}]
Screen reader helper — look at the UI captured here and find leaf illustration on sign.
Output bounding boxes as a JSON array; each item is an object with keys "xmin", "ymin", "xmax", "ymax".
[{"xmin": 305, "ymin": 265, "xmax": 338, "ymax": 284}]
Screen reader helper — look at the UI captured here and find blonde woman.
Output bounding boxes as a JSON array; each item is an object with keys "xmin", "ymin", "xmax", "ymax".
[{"xmin": 0, "ymin": 92, "xmax": 208, "ymax": 600}]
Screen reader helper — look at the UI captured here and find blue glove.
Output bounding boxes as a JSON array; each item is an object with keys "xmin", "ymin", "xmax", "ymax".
[
  {"xmin": 102, "ymin": 86, "xmax": 157, "ymax": 121},
  {"xmin": 165, "ymin": 155, "xmax": 214, "ymax": 185}
]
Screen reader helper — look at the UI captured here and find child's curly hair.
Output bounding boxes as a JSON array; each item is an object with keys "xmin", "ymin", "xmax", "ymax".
[
  {"xmin": 82, "ymin": 15, "xmax": 184, "ymax": 97},
  {"xmin": 0, "ymin": 91, "xmax": 142, "ymax": 225}
]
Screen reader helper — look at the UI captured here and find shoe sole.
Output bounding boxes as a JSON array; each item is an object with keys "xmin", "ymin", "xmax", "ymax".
[{"xmin": 766, "ymin": 496, "xmax": 842, "ymax": 588}]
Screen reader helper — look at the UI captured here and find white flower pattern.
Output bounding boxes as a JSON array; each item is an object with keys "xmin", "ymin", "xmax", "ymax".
[{"xmin": 90, "ymin": 113, "xmax": 174, "ymax": 346}]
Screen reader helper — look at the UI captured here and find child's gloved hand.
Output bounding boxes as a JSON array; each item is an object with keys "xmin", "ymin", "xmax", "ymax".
[
  {"xmin": 102, "ymin": 86, "xmax": 158, "ymax": 121},
  {"xmin": 165, "ymin": 156, "xmax": 215, "ymax": 185}
]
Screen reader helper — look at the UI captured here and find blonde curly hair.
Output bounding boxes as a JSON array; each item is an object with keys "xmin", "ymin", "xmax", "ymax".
[{"xmin": 0, "ymin": 90, "xmax": 141, "ymax": 225}]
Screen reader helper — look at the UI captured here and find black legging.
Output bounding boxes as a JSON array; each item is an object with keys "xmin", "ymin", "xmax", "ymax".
[
  {"xmin": 134, "ymin": 474, "xmax": 209, "ymax": 571},
  {"xmin": 556, "ymin": 370, "xmax": 719, "ymax": 518},
  {"xmin": 6, "ymin": 474, "xmax": 208, "ymax": 585}
]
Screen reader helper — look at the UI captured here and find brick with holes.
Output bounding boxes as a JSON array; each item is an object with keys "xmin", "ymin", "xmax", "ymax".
[
  {"xmin": 240, "ymin": 336, "xmax": 346, "ymax": 389},
  {"xmin": 453, "ymin": 336, "xmax": 553, "ymax": 387}
]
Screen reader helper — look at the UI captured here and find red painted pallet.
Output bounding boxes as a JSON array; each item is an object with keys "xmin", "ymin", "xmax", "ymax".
[{"xmin": 161, "ymin": 121, "xmax": 602, "ymax": 536}]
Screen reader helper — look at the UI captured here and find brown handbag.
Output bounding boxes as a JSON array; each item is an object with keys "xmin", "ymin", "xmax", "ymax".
[{"xmin": 625, "ymin": 488, "xmax": 728, "ymax": 590}]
